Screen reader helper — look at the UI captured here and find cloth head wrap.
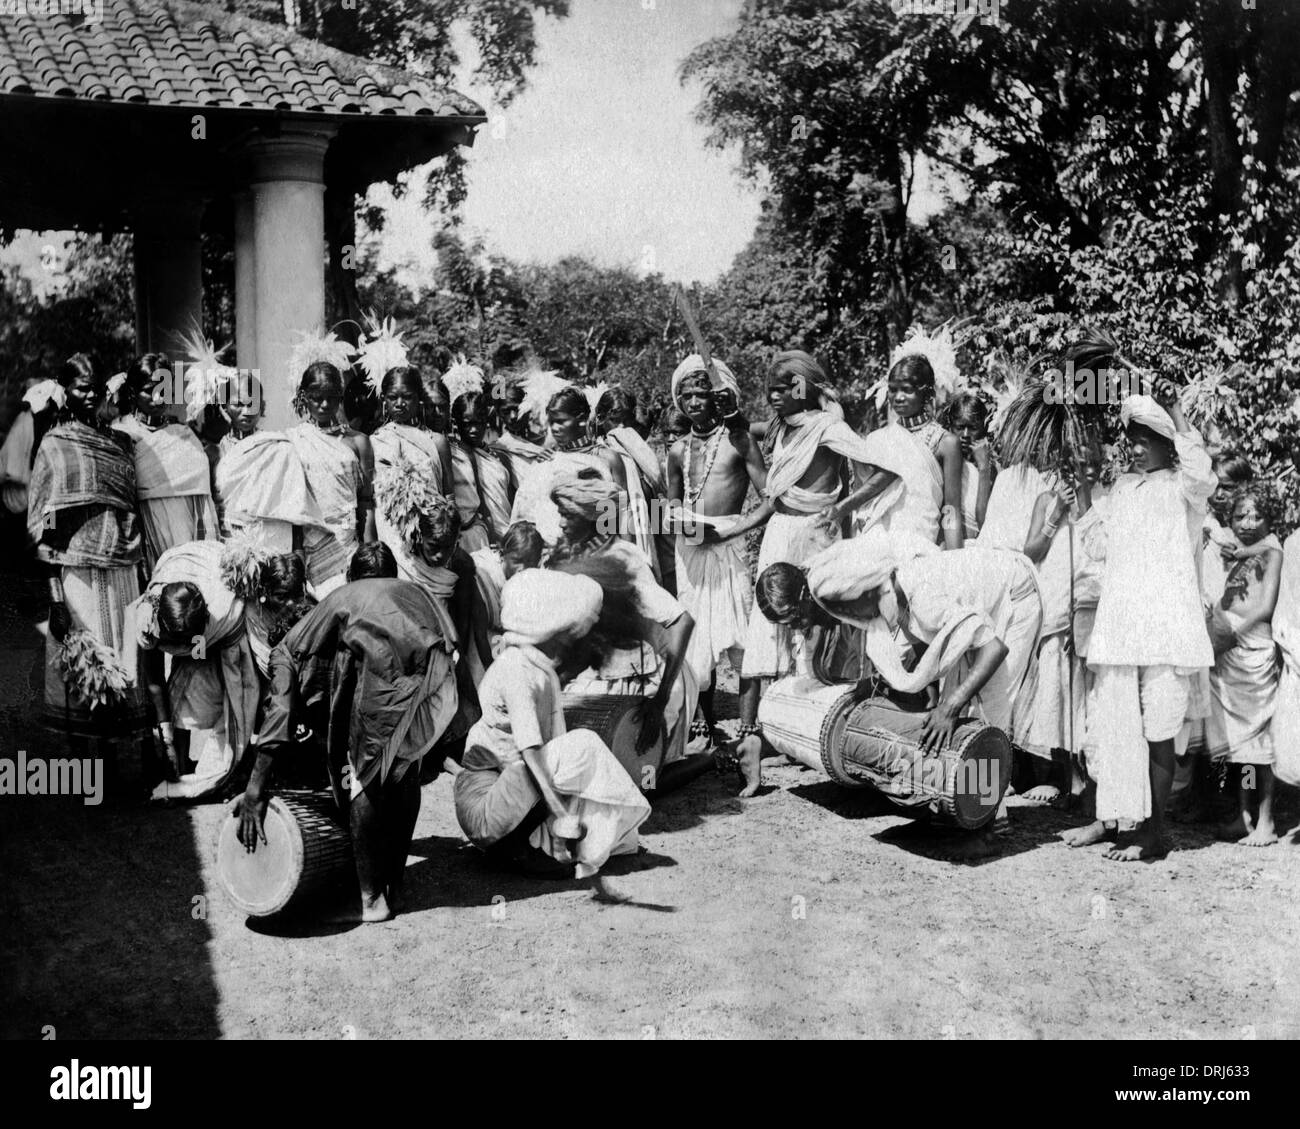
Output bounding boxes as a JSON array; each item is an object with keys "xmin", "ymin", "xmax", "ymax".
[
  {"xmin": 1120, "ymin": 394, "xmax": 1176, "ymax": 442},
  {"xmin": 671, "ymin": 354, "xmax": 740, "ymax": 411},
  {"xmin": 805, "ymin": 528, "xmax": 939, "ymax": 627},
  {"xmin": 550, "ymin": 473, "xmax": 622, "ymax": 523},
  {"xmin": 500, "ymin": 568, "xmax": 602, "ymax": 646},
  {"xmin": 769, "ymin": 350, "xmax": 842, "ymax": 420}
]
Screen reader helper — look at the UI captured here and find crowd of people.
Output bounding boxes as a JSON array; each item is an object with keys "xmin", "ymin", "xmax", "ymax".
[{"xmin": 3, "ymin": 319, "xmax": 1299, "ymax": 920}]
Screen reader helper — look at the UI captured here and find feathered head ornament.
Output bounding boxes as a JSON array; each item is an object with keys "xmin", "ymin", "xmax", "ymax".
[
  {"xmin": 356, "ymin": 312, "xmax": 409, "ymax": 396},
  {"xmin": 889, "ymin": 321, "xmax": 967, "ymax": 406},
  {"xmin": 517, "ymin": 366, "xmax": 569, "ymax": 429},
  {"xmin": 178, "ymin": 323, "xmax": 239, "ymax": 424},
  {"xmin": 288, "ymin": 327, "xmax": 357, "ymax": 387},
  {"xmin": 442, "ymin": 355, "xmax": 486, "ymax": 406},
  {"xmin": 219, "ymin": 529, "xmax": 271, "ymax": 602},
  {"xmin": 23, "ymin": 379, "xmax": 65, "ymax": 414},
  {"xmin": 582, "ymin": 381, "xmax": 611, "ymax": 414}
]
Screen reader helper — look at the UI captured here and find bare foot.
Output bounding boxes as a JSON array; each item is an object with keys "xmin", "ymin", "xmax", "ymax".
[
  {"xmin": 1061, "ymin": 820, "xmax": 1115, "ymax": 848},
  {"xmin": 1216, "ymin": 815, "xmax": 1249, "ymax": 841},
  {"xmin": 1022, "ymin": 784, "xmax": 1061, "ymax": 805},
  {"xmin": 933, "ymin": 830, "xmax": 999, "ymax": 862},
  {"xmin": 736, "ymin": 735, "xmax": 762, "ymax": 798},
  {"xmin": 1240, "ymin": 821, "xmax": 1277, "ymax": 847},
  {"xmin": 322, "ymin": 894, "xmax": 393, "ymax": 924},
  {"xmin": 1103, "ymin": 828, "xmax": 1168, "ymax": 862},
  {"xmin": 360, "ymin": 894, "xmax": 394, "ymax": 923}
]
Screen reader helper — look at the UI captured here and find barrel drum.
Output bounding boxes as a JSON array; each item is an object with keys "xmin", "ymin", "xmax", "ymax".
[
  {"xmin": 561, "ymin": 694, "xmax": 665, "ymax": 792},
  {"xmin": 216, "ymin": 790, "xmax": 355, "ymax": 917},
  {"xmin": 757, "ymin": 676, "xmax": 862, "ymax": 777},
  {"xmin": 825, "ymin": 698, "xmax": 1012, "ymax": 830}
]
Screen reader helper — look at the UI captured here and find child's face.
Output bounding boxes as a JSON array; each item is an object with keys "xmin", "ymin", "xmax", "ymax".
[
  {"xmin": 456, "ymin": 402, "xmax": 490, "ymax": 447},
  {"xmin": 425, "ymin": 387, "xmax": 449, "ymax": 433},
  {"xmin": 1231, "ymin": 497, "xmax": 1268, "ymax": 546},
  {"xmin": 1080, "ymin": 443, "xmax": 1103, "ymax": 486},
  {"xmin": 951, "ymin": 408, "xmax": 987, "ymax": 457},
  {"xmin": 416, "ymin": 525, "xmax": 457, "ymax": 568},
  {"xmin": 888, "ymin": 373, "xmax": 931, "ymax": 420},
  {"xmin": 134, "ymin": 381, "xmax": 168, "ymax": 423}
]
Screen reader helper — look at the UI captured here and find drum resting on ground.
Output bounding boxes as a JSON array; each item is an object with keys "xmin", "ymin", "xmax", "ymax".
[
  {"xmin": 758, "ymin": 676, "xmax": 1011, "ymax": 831},
  {"xmin": 561, "ymin": 693, "xmax": 665, "ymax": 793},
  {"xmin": 216, "ymin": 790, "xmax": 356, "ymax": 917}
]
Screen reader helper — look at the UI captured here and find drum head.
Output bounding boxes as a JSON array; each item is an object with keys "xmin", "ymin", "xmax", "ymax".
[
  {"xmin": 216, "ymin": 796, "xmax": 303, "ymax": 917},
  {"xmin": 945, "ymin": 726, "xmax": 1012, "ymax": 830}
]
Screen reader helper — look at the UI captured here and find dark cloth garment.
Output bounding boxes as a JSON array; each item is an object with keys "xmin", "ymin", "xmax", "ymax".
[
  {"xmin": 28, "ymin": 420, "xmax": 141, "ymax": 568},
  {"xmin": 259, "ymin": 579, "xmax": 471, "ymax": 802}
]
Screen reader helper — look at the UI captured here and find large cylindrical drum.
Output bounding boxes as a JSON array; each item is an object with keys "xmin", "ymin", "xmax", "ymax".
[
  {"xmin": 824, "ymin": 698, "xmax": 1011, "ymax": 829},
  {"xmin": 757, "ymin": 676, "xmax": 862, "ymax": 777},
  {"xmin": 216, "ymin": 790, "xmax": 355, "ymax": 917},
  {"xmin": 561, "ymin": 694, "xmax": 664, "ymax": 792}
]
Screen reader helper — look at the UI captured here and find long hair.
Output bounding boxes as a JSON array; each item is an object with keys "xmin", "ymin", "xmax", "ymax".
[
  {"xmin": 121, "ymin": 352, "xmax": 170, "ymax": 415},
  {"xmin": 549, "ymin": 553, "xmax": 647, "ymax": 668},
  {"xmin": 379, "ymin": 366, "xmax": 429, "ymax": 428}
]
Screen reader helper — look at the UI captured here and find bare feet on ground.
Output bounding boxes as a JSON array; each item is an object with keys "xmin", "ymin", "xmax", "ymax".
[
  {"xmin": 1060, "ymin": 820, "xmax": 1115, "ymax": 848},
  {"xmin": 1239, "ymin": 819, "xmax": 1277, "ymax": 847},
  {"xmin": 1103, "ymin": 826, "xmax": 1168, "ymax": 862},
  {"xmin": 1022, "ymin": 784, "xmax": 1061, "ymax": 805}
]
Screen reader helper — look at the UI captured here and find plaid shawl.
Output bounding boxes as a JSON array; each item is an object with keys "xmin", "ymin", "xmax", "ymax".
[{"xmin": 28, "ymin": 421, "xmax": 141, "ymax": 568}]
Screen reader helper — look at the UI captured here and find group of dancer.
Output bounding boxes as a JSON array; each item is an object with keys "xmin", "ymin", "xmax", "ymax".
[{"xmin": 4, "ymin": 317, "xmax": 1298, "ymax": 922}]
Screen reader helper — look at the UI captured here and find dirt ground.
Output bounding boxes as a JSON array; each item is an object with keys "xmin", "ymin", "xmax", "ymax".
[{"xmin": 3, "ymin": 575, "xmax": 1300, "ymax": 1041}]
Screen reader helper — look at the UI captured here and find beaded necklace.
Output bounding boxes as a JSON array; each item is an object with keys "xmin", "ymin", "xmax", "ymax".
[{"xmin": 683, "ymin": 425, "xmax": 724, "ymax": 507}]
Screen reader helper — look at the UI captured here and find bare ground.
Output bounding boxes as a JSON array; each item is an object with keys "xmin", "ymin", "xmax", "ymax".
[{"xmin": 2, "ymin": 577, "xmax": 1299, "ymax": 1041}]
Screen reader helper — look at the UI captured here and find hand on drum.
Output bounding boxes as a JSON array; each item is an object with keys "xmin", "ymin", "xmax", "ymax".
[
  {"xmin": 234, "ymin": 789, "xmax": 269, "ymax": 853},
  {"xmin": 630, "ymin": 699, "xmax": 664, "ymax": 754},
  {"xmin": 919, "ymin": 696, "xmax": 961, "ymax": 754}
]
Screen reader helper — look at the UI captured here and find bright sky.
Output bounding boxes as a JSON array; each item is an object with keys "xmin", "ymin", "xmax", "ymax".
[{"xmin": 373, "ymin": 0, "xmax": 764, "ymax": 288}]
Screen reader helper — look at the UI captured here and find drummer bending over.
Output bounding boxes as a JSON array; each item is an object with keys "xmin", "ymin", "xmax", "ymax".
[
  {"xmin": 753, "ymin": 529, "xmax": 1042, "ymax": 859},
  {"xmin": 235, "ymin": 570, "xmax": 467, "ymax": 922}
]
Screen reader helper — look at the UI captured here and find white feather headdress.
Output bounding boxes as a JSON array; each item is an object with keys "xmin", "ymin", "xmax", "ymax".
[
  {"xmin": 517, "ymin": 367, "xmax": 569, "ymax": 428},
  {"xmin": 583, "ymin": 381, "xmax": 610, "ymax": 413},
  {"xmin": 23, "ymin": 379, "xmax": 65, "ymax": 413},
  {"xmin": 178, "ymin": 323, "xmax": 238, "ymax": 423},
  {"xmin": 356, "ymin": 312, "xmax": 409, "ymax": 396},
  {"xmin": 890, "ymin": 321, "xmax": 966, "ymax": 405},
  {"xmin": 443, "ymin": 355, "xmax": 486, "ymax": 405},
  {"xmin": 288, "ymin": 327, "xmax": 357, "ymax": 387}
]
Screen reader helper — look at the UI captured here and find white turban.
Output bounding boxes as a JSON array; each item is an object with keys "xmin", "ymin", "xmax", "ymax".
[
  {"xmin": 1120, "ymin": 395, "xmax": 1176, "ymax": 442},
  {"xmin": 671, "ymin": 354, "xmax": 740, "ymax": 411},
  {"xmin": 805, "ymin": 528, "xmax": 938, "ymax": 627},
  {"xmin": 500, "ymin": 568, "xmax": 602, "ymax": 647}
]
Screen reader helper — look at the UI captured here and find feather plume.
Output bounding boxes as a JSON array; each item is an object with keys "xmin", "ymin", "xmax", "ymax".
[
  {"xmin": 583, "ymin": 381, "xmax": 610, "ymax": 413},
  {"xmin": 517, "ymin": 367, "xmax": 569, "ymax": 428},
  {"xmin": 373, "ymin": 455, "xmax": 439, "ymax": 548},
  {"xmin": 219, "ymin": 529, "xmax": 270, "ymax": 602},
  {"xmin": 356, "ymin": 312, "xmax": 409, "ymax": 396},
  {"xmin": 442, "ymin": 355, "xmax": 486, "ymax": 405},
  {"xmin": 57, "ymin": 630, "xmax": 129, "ymax": 711},
  {"xmin": 994, "ymin": 378, "xmax": 1089, "ymax": 473},
  {"xmin": 23, "ymin": 379, "xmax": 65, "ymax": 413},
  {"xmin": 177, "ymin": 322, "xmax": 239, "ymax": 423},
  {"xmin": 288, "ymin": 327, "xmax": 357, "ymax": 385},
  {"xmin": 894, "ymin": 317, "xmax": 977, "ymax": 405}
]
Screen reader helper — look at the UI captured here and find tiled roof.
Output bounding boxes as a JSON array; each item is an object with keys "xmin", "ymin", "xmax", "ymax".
[{"xmin": 0, "ymin": 0, "xmax": 485, "ymax": 120}]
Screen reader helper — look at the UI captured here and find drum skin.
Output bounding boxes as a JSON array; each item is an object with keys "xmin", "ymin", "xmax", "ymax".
[
  {"xmin": 561, "ymin": 694, "xmax": 665, "ymax": 792},
  {"xmin": 216, "ymin": 790, "xmax": 355, "ymax": 917},
  {"xmin": 828, "ymin": 698, "xmax": 1012, "ymax": 830},
  {"xmin": 757, "ymin": 677, "xmax": 862, "ymax": 777}
]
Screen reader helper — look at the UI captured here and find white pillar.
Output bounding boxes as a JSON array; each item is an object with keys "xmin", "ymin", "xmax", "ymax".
[
  {"xmin": 233, "ymin": 190, "xmax": 257, "ymax": 371},
  {"xmin": 132, "ymin": 198, "xmax": 205, "ymax": 358},
  {"xmin": 239, "ymin": 128, "xmax": 335, "ymax": 430}
]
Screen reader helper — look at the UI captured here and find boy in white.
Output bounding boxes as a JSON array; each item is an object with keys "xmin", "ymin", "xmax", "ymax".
[{"xmin": 1063, "ymin": 383, "xmax": 1216, "ymax": 861}]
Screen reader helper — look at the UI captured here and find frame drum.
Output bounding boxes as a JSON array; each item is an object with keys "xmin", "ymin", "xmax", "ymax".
[
  {"xmin": 216, "ymin": 790, "xmax": 355, "ymax": 917},
  {"xmin": 757, "ymin": 677, "xmax": 862, "ymax": 778},
  {"xmin": 561, "ymin": 694, "xmax": 665, "ymax": 792}
]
